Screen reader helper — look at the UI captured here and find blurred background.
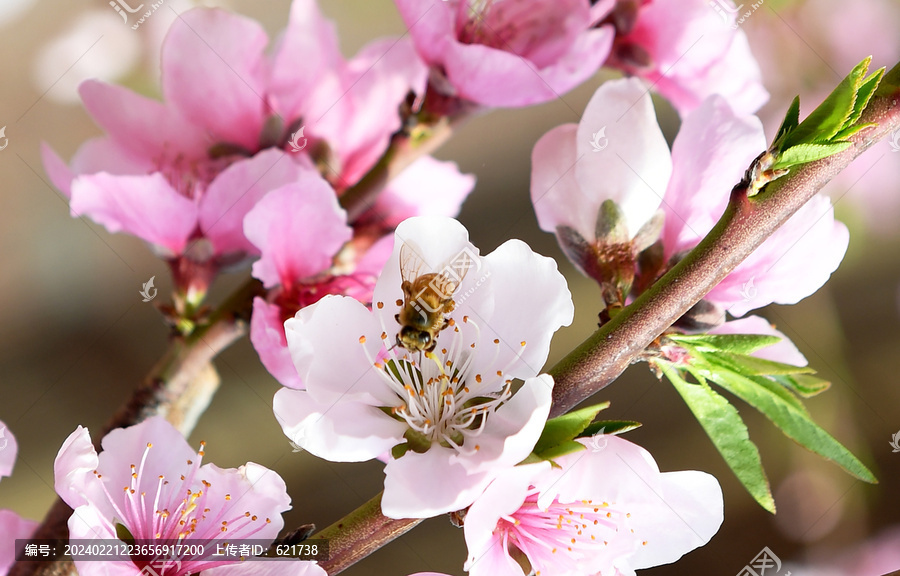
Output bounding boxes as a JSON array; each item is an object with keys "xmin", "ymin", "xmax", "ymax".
[{"xmin": 0, "ymin": 0, "xmax": 899, "ymax": 574}]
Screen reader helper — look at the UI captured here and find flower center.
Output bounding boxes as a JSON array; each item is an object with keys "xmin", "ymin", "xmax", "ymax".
[
  {"xmin": 499, "ymin": 491, "xmax": 641, "ymax": 573},
  {"xmin": 363, "ymin": 307, "xmax": 527, "ymax": 454},
  {"xmin": 91, "ymin": 440, "xmax": 272, "ymax": 575}
]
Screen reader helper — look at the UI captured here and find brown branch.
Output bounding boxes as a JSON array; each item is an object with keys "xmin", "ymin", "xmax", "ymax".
[
  {"xmin": 314, "ymin": 492, "xmax": 421, "ymax": 575},
  {"xmin": 548, "ymin": 62, "xmax": 900, "ymax": 417}
]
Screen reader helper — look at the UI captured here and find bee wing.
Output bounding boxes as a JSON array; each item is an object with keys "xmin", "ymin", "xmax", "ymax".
[
  {"xmin": 399, "ymin": 241, "xmax": 427, "ymax": 284},
  {"xmin": 432, "ymin": 249, "xmax": 476, "ymax": 298}
]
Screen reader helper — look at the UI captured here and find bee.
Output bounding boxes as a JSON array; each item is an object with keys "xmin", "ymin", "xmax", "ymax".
[{"xmin": 394, "ymin": 242, "xmax": 469, "ymax": 353}]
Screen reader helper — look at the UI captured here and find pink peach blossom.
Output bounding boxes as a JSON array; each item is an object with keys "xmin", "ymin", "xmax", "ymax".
[
  {"xmin": 41, "ymin": 1, "xmax": 427, "ymax": 281},
  {"xmin": 463, "ymin": 436, "xmax": 723, "ymax": 576},
  {"xmin": 607, "ymin": 0, "xmax": 768, "ymax": 115},
  {"xmin": 393, "ymin": 0, "xmax": 615, "ymax": 107},
  {"xmin": 54, "ymin": 416, "xmax": 292, "ymax": 576}
]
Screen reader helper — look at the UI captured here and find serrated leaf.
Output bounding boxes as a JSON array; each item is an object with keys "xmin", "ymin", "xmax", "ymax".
[
  {"xmin": 708, "ymin": 350, "xmax": 815, "ymax": 376},
  {"xmin": 667, "ymin": 333, "xmax": 782, "ymax": 355},
  {"xmin": 771, "ymin": 142, "xmax": 852, "ymax": 171},
  {"xmin": 580, "ymin": 420, "xmax": 642, "ymax": 438},
  {"xmin": 659, "ymin": 362, "xmax": 775, "ymax": 513},
  {"xmin": 773, "ymin": 373, "xmax": 831, "ymax": 398},
  {"xmin": 784, "ymin": 57, "xmax": 872, "ymax": 147},
  {"xmin": 116, "ymin": 522, "xmax": 135, "ymax": 545},
  {"xmin": 844, "ymin": 67, "xmax": 885, "ymax": 129},
  {"xmin": 697, "ymin": 365, "xmax": 876, "ymax": 483},
  {"xmin": 831, "ymin": 121, "xmax": 876, "ymax": 143},
  {"xmin": 533, "ymin": 402, "xmax": 610, "ymax": 457},
  {"xmin": 535, "ymin": 440, "xmax": 587, "ymax": 465},
  {"xmin": 774, "ymin": 95, "xmax": 801, "ymax": 146}
]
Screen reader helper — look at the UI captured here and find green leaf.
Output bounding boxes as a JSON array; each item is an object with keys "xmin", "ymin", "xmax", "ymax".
[
  {"xmin": 774, "ymin": 373, "xmax": 831, "ymax": 398},
  {"xmin": 535, "ymin": 440, "xmax": 587, "ymax": 465},
  {"xmin": 580, "ymin": 420, "xmax": 642, "ymax": 438},
  {"xmin": 831, "ymin": 121, "xmax": 877, "ymax": 143},
  {"xmin": 784, "ymin": 57, "xmax": 871, "ymax": 147},
  {"xmin": 666, "ymin": 333, "xmax": 782, "ymax": 355},
  {"xmin": 708, "ymin": 350, "xmax": 815, "ymax": 376},
  {"xmin": 658, "ymin": 362, "xmax": 775, "ymax": 513},
  {"xmin": 533, "ymin": 402, "xmax": 609, "ymax": 457},
  {"xmin": 773, "ymin": 95, "xmax": 801, "ymax": 146},
  {"xmin": 771, "ymin": 142, "xmax": 852, "ymax": 171},
  {"xmin": 116, "ymin": 522, "xmax": 135, "ymax": 545},
  {"xmin": 844, "ymin": 66, "xmax": 885, "ymax": 129},
  {"xmin": 697, "ymin": 365, "xmax": 876, "ymax": 484}
]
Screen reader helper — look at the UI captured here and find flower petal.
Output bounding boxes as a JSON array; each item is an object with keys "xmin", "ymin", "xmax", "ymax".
[
  {"xmin": 456, "ymin": 375, "xmax": 553, "ymax": 474},
  {"xmin": 574, "ymin": 78, "xmax": 671, "ymax": 238},
  {"xmin": 201, "ymin": 150, "xmax": 317, "ymax": 259},
  {"xmin": 53, "ymin": 426, "xmax": 101, "ymax": 511},
  {"xmin": 382, "ymin": 446, "xmax": 494, "ymax": 519},
  {"xmin": 197, "ymin": 461, "xmax": 291, "ymax": 543},
  {"xmin": 161, "ymin": 8, "xmax": 268, "ymax": 150},
  {"xmin": 94, "ymin": 416, "xmax": 197, "ymax": 505},
  {"xmin": 243, "ymin": 170, "xmax": 351, "ymax": 288},
  {"xmin": 466, "ymin": 241, "xmax": 573, "ymax": 380},
  {"xmin": 531, "ymin": 123, "xmax": 591, "ymax": 238},
  {"xmin": 273, "ymin": 388, "xmax": 406, "ymax": 463},
  {"xmin": 463, "ymin": 463, "xmax": 551, "ymax": 576},
  {"xmin": 69, "ymin": 172, "xmax": 198, "ymax": 255},
  {"xmin": 662, "ymin": 95, "xmax": 766, "ymax": 257},
  {"xmin": 0, "ymin": 421, "xmax": 18, "ymax": 480},
  {"xmin": 0, "ymin": 509, "xmax": 38, "ymax": 576},
  {"xmin": 621, "ymin": 0, "xmax": 768, "ymax": 115},
  {"xmin": 250, "ymin": 298, "xmax": 303, "ymax": 389},
  {"xmin": 366, "ymin": 156, "xmax": 474, "ymax": 227},
  {"xmin": 284, "ymin": 295, "xmax": 395, "ymax": 406},
  {"xmin": 269, "ymin": 0, "xmax": 343, "ymax": 123},
  {"xmin": 309, "ymin": 38, "xmax": 427, "ymax": 185},
  {"xmin": 708, "ymin": 195, "xmax": 849, "ymax": 316},
  {"xmin": 78, "ymin": 80, "xmax": 208, "ymax": 161}
]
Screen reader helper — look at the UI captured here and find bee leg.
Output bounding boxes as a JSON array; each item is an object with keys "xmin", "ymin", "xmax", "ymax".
[
  {"xmin": 439, "ymin": 318, "xmax": 450, "ymax": 332},
  {"xmin": 395, "ymin": 313, "xmax": 401, "ymax": 323}
]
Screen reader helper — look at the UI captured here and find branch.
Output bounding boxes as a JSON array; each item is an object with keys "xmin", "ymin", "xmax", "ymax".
[
  {"xmin": 313, "ymin": 492, "xmax": 421, "ymax": 575},
  {"xmin": 547, "ymin": 61, "xmax": 900, "ymax": 417}
]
